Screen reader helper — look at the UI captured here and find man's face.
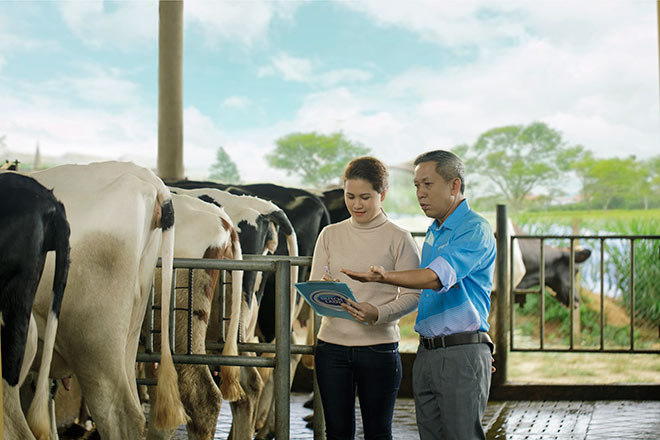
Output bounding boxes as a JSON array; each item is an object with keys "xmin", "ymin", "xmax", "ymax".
[{"xmin": 413, "ymin": 161, "xmax": 461, "ymax": 223}]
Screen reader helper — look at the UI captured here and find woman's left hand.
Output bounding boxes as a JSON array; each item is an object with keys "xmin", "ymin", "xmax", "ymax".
[{"xmin": 342, "ymin": 299, "xmax": 378, "ymax": 323}]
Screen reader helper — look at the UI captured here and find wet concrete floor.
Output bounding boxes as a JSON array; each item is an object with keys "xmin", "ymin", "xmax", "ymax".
[{"xmin": 164, "ymin": 394, "xmax": 660, "ymax": 440}]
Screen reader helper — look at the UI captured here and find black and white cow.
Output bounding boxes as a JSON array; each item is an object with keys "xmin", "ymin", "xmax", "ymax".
[
  {"xmin": 168, "ymin": 185, "xmax": 299, "ymax": 313},
  {"xmin": 167, "ymin": 184, "xmax": 304, "ymax": 438},
  {"xmin": 29, "ymin": 161, "xmax": 188, "ymax": 438},
  {"xmin": 169, "ymin": 180, "xmax": 330, "ymax": 438},
  {"xmin": 313, "ymin": 187, "xmax": 350, "ymax": 224},
  {"xmin": 143, "ymin": 192, "xmax": 245, "ymax": 440},
  {"xmin": 0, "ymin": 172, "xmax": 70, "ymax": 440},
  {"xmin": 169, "ymin": 181, "xmax": 328, "ymax": 339},
  {"xmin": 513, "ymin": 224, "xmax": 592, "ymax": 307}
]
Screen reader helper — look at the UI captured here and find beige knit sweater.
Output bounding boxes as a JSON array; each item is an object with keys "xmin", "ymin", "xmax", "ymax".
[{"xmin": 310, "ymin": 210, "xmax": 421, "ymax": 346}]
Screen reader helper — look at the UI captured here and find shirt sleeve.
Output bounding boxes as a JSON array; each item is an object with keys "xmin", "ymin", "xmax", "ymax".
[
  {"xmin": 426, "ymin": 223, "xmax": 493, "ymax": 293},
  {"xmin": 375, "ymin": 232, "xmax": 421, "ymax": 324}
]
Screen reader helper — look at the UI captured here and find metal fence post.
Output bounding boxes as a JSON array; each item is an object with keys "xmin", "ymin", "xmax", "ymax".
[
  {"xmin": 274, "ymin": 260, "xmax": 291, "ymax": 439},
  {"xmin": 494, "ymin": 204, "xmax": 509, "ymax": 387}
]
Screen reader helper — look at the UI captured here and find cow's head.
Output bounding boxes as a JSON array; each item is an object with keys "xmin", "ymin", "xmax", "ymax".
[{"xmin": 519, "ymin": 246, "xmax": 592, "ymax": 307}]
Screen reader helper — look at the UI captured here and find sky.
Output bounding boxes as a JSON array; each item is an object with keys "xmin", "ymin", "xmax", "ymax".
[{"xmin": 0, "ymin": 0, "xmax": 658, "ymax": 185}]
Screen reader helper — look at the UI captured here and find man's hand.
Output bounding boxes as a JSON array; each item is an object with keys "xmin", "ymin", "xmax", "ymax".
[
  {"xmin": 342, "ymin": 299, "xmax": 378, "ymax": 323},
  {"xmin": 341, "ymin": 265, "xmax": 387, "ymax": 283}
]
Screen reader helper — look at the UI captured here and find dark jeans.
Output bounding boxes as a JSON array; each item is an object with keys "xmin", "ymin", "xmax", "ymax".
[{"xmin": 314, "ymin": 340, "xmax": 402, "ymax": 440}]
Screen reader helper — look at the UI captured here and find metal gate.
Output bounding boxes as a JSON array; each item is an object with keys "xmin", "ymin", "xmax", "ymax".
[
  {"xmin": 493, "ymin": 205, "xmax": 660, "ymax": 398},
  {"xmin": 136, "ymin": 254, "xmax": 317, "ymax": 440}
]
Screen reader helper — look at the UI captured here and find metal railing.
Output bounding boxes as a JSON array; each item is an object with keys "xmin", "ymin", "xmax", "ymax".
[
  {"xmin": 136, "ymin": 255, "xmax": 316, "ymax": 440},
  {"xmin": 505, "ymin": 226, "xmax": 660, "ymax": 355}
]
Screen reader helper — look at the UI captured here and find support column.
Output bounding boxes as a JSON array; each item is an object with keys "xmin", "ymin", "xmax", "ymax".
[
  {"xmin": 158, "ymin": 0, "xmax": 184, "ymax": 181},
  {"xmin": 493, "ymin": 204, "xmax": 509, "ymax": 388}
]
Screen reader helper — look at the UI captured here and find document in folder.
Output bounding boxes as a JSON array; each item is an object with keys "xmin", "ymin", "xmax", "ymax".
[{"xmin": 294, "ymin": 281, "xmax": 360, "ymax": 322}]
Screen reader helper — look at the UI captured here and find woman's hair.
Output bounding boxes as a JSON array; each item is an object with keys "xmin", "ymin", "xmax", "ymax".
[{"xmin": 342, "ymin": 156, "xmax": 389, "ymax": 193}]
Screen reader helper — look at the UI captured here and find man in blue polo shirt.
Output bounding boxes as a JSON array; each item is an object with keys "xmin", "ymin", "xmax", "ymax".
[{"xmin": 342, "ymin": 150, "xmax": 496, "ymax": 440}]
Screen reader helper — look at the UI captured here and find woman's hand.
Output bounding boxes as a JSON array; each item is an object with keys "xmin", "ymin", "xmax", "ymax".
[
  {"xmin": 321, "ymin": 273, "xmax": 340, "ymax": 282},
  {"xmin": 342, "ymin": 299, "xmax": 378, "ymax": 323}
]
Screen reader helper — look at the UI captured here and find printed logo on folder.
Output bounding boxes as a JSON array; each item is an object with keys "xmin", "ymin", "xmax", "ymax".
[
  {"xmin": 310, "ymin": 290, "xmax": 352, "ymax": 310},
  {"xmin": 294, "ymin": 281, "xmax": 361, "ymax": 322}
]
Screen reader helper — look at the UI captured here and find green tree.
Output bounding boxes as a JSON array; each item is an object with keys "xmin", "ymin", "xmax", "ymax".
[
  {"xmin": 642, "ymin": 155, "xmax": 660, "ymax": 209},
  {"xmin": 266, "ymin": 132, "xmax": 370, "ymax": 187},
  {"xmin": 459, "ymin": 122, "xmax": 583, "ymax": 210},
  {"xmin": 574, "ymin": 154, "xmax": 647, "ymax": 209},
  {"xmin": 208, "ymin": 146, "xmax": 241, "ymax": 183}
]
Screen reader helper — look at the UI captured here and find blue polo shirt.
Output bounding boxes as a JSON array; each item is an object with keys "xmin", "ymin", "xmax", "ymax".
[{"xmin": 414, "ymin": 200, "xmax": 496, "ymax": 338}]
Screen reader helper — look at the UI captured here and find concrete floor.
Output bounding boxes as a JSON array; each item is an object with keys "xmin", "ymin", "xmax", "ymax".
[{"xmin": 164, "ymin": 393, "xmax": 660, "ymax": 440}]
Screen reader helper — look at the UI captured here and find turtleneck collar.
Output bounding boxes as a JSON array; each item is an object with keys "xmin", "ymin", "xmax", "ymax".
[{"xmin": 348, "ymin": 209, "xmax": 388, "ymax": 229}]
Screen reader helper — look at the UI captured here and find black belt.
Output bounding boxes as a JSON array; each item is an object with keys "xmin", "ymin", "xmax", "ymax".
[{"xmin": 420, "ymin": 331, "xmax": 493, "ymax": 353}]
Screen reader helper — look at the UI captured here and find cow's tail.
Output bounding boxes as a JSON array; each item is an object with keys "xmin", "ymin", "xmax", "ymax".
[
  {"xmin": 153, "ymin": 193, "xmax": 190, "ymax": 429},
  {"xmin": 220, "ymin": 235, "xmax": 245, "ymax": 402},
  {"xmin": 27, "ymin": 202, "xmax": 70, "ymax": 440}
]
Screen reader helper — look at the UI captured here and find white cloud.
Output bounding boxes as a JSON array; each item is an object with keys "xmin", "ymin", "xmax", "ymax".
[
  {"xmin": 54, "ymin": 0, "xmax": 304, "ymax": 51},
  {"xmin": 57, "ymin": 1, "xmax": 157, "ymax": 50},
  {"xmin": 68, "ymin": 66, "xmax": 143, "ymax": 107},
  {"xmin": 185, "ymin": 0, "xmax": 302, "ymax": 48},
  {"xmin": 340, "ymin": 1, "xmax": 651, "ymax": 53},
  {"xmin": 260, "ymin": 52, "xmax": 373, "ymax": 87},
  {"xmin": 269, "ymin": 53, "xmax": 313, "ymax": 82},
  {"xmin": 222, "ymin": 96, "xmax": 250, "ymax": 109}
]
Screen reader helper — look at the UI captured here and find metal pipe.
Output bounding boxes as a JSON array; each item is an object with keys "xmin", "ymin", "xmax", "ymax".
[
  {"xmin": 569, "ymin": 239, "xmax": 575, "ymax": 351},
  {"xmin": 159, "ymin": 257, "xmax": 277, "ymax": 271},
  {"xmin": 313, "ymin": 312, "xmax": 325, "ymax": 440},
  {"xmin": 540, "ymin": 238, "xmax": 545, "ymax": 350},
  {"xmin": 146, "ymin": 280, "xmax": 155, "ymax": 353},
  {"xmin": 600, "ymin": 238, "xmax": 605, "ymax": 351},
  {"xmin": 157, "ymin": 0, "xmax": 184, "ymax": 181},
  {"xmin": 494, "ymin": 204, "xmax": 509, "ymax": 387},
  {"xmin": 187, "ymin": 269, "xmax": 194, "ymax": 354},
  {"xmin": 205, "ymin": 341, "xmax": 314, "ymax": 355},
  {"xmin": 170, "ymin": 268, "xmax": 177, "ymax": 353},
  {"xmin": 274, "ymin": 260, "xmax": 291, "ymax": 439},
  {"xmin": 136, "ymin": 352, "xmax": 276, "ymax": 367},
  {"xmin": 630, "ymin": 239, "xmax": 635, "ymax": 351}
]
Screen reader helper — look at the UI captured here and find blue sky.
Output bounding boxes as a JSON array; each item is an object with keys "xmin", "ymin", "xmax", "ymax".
[{"xmin": 0, "ymin": 1, "xmax": 658, "ymax": 184}]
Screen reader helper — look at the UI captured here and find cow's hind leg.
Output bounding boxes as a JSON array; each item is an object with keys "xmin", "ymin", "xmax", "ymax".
[{"xmin": 75, "ymin": 363, "xmax": 146, "ymax": 439}]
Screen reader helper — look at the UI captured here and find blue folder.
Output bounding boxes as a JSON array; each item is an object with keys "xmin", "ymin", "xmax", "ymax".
[{"xmin": 294, "ymin": 281, "xmax": 360, "ymax": 322}]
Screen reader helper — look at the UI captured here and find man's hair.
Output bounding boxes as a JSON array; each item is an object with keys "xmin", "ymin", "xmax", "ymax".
[
  {"xmin": 414, "ymin": 150, "xmax": 465, "ymax": 194},
  {"xmin": 342, "ymin": 156, "xmax": 389, "ymax": 193}
]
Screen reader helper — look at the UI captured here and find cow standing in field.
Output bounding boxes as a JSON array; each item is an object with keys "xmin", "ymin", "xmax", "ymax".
[
  {"xmin": 513, "ymin": 224, "xmax": 591, "ymax": 307},
  {"xmin": 1, "ymin": 172, "xmax": 70, "ymax": 440},
  {"xmin": 29, "ymin": 161, "xmax": 188, "ymax": 438},
  {"xmin": 143, "ymin": 192, "xmax": 244, "ymax": 440}
]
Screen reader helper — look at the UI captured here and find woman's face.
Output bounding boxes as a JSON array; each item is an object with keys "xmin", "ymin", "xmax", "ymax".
[{"xmin": 344, "ymin": 178, "xmax": 385, "ymax": 224}]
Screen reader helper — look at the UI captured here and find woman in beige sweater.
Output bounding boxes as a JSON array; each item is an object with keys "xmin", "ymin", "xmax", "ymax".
[{"xmin": 310, "ymin": 156, "xmax": 420, "ymax": 440}]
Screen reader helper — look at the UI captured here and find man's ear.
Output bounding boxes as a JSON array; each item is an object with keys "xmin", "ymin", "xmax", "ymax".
[
  {"xmin": 451, "ymin": 178, "xmax": 461, "ymax": 195},
  {"xmin": 380, "ymin": 190, "xmax": 387, "ymax": 202}
]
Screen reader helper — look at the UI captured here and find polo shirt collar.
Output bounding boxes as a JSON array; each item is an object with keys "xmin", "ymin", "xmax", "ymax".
[{"xmin": 430, "ymin": 199, "xmax": 470, "ymax": 231}]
